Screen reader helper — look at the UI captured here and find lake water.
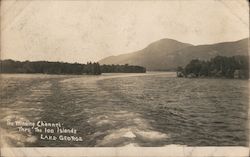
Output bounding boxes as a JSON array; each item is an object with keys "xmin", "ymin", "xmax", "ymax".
[{"xmin": 0, "ymin": 72, "xmax": 249, "ymax": 147}]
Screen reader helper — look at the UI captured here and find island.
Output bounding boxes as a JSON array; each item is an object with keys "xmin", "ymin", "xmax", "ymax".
[
  {"xmin": 176, "ymin": 55, "xmax": 249, "ymax": 79},
  {"xmin": 0, "ymin": 60, "xmax": 146, "ymax": 75}
]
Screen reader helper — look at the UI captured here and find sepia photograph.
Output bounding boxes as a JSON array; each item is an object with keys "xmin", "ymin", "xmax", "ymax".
[{"xmin": 0, "ymin": 0, "xmax": 249, "ymax": 156}]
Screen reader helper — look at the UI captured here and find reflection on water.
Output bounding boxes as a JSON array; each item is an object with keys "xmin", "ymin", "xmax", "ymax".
[{"xmin": 0, "ymin": 73, "xmax": 248, "ymax": 147}]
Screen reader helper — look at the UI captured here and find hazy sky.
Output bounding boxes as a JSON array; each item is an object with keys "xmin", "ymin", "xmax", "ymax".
[{"xmin": 1, "ymin": 0, "xmax": 249, "ymax": 63}]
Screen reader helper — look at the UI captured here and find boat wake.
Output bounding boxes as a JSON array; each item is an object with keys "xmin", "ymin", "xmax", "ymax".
[{"xmin": 87, "ymin": 110, "xmax": 170, "ymax": 147}]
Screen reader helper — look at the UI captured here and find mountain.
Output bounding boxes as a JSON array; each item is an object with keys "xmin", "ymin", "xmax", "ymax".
[{"xmin": 99, "ymin": 38, "xmax": 249, "ymax": 71}]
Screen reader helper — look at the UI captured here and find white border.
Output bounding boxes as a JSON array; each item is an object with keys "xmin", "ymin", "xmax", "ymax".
[{"xmin": 1, "ymin": 147, "xmax": 249, "ymax": 157}]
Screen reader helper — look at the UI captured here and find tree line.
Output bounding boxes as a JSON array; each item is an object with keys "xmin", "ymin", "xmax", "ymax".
[
  {"xmin": 177, "ymin": 55, "xmax": 249, "ymax": 79},
  {"xmin": 0, "ymin": 60, "xmax": 146, "ymax": 75},
  {"xmin": 101, "ymin": 64, "xmax": 146, "ymax": 73}
]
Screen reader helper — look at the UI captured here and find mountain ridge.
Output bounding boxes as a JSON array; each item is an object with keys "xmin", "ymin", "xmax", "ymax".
[{"xmin": 99, "ymin": 38, "xmax": 249, "ymax": 71}]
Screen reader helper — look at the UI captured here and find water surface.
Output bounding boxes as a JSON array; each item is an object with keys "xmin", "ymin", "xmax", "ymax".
[{"xmin": 0, "ymin": 73, "xmax": 248, "ymax": 147}]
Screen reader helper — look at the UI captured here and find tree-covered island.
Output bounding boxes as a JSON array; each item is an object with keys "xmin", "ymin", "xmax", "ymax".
[
  {"xmin": 0, "ymin": 60, "xmax": 146, "ymax": 75},
  {"xmin": 177, "ymin": 55, "xmax": 249, "ymax": 79}
]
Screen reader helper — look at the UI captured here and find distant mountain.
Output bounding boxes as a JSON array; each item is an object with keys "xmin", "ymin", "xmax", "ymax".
[{"xmin": 99, "ymin": 38, "xmax": 249, "ymax": 71}]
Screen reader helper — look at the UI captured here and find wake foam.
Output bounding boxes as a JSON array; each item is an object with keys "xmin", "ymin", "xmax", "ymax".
[
  {"xmin": 134, "ymin": 130, "xmax": 169, "ymax": 141},
  {"xmin": 90, "ymin": 110, "xmax": 170, "ymax": 147}
]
